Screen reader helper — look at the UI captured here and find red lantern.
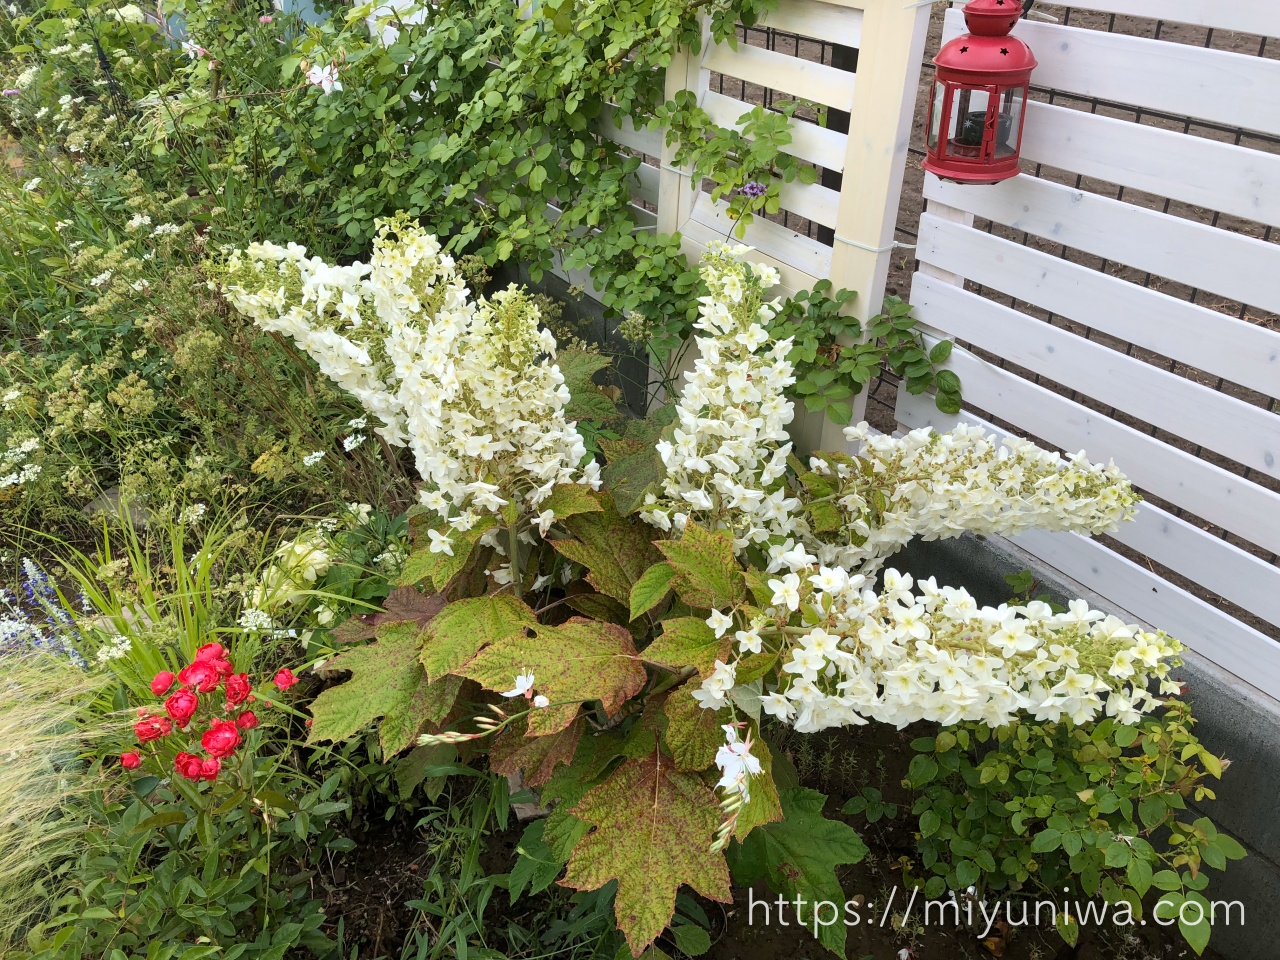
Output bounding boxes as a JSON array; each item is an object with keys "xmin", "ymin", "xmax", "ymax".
[{"xmin": 923, "ymin": 0, "xmax": 1037, "ymax": 184}]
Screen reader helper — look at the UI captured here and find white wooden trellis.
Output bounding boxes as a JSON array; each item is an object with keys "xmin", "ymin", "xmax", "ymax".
[
  {"xmin": 551, "ymin": 0, "xmax": 931, "ymax": 448},
  {"xmin": 898, "ymin": 3, "xmax": 1280, "ymax": 698}
]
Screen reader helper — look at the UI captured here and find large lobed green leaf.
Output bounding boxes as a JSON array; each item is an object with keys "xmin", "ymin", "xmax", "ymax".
[
  {"xmin": 552, "ymin": 490, "xmax": 663, "ymax": 605},
  {"xmin": 459, "ymin": 617, "xmax": 647, "ymax": 735},
  {"xmin": 307, "ymin": 623, "xmax": 460, "ymax": 757},
  {"xmin": 655, "ymin": 523, "xmax": 744, "ymax": 610},
  {"xmin": 730, "ymin": 788, "xmax": 868, "ymax": 958},
  {"xmin": 419, "ymin": 593, "xmax": 538, "ymax": 681}
]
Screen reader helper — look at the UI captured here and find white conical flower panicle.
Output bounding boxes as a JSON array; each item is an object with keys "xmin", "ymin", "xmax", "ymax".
[
  {"xmin": 640, "ymin": 241, "xmax": 802, "ymax": 548},
  {"xmin": 219, "ymin": 218, "xmax": 599, "ymax": 528}
]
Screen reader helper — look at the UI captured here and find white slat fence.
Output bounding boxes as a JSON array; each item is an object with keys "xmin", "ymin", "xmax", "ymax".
[
  {"xmin": 900, "ymin": 2, "xmax": 1280, "ymax": 699},
  {"xmin": 547, "ymin": 0, "xmax": 931, "ymax": 448}
]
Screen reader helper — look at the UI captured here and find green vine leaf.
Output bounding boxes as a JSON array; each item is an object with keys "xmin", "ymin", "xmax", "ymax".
[
  {"xmin": 552, "ymin": 490, "xmax": 663, "ymax": 605},
  {"xmin": 459, "ymin": 617, "xmax": 647, "ymax": 735},
  {"xmin": 561, "ymin": 753, "xmax": 731, "ymax": 956},
  {"xmin": 420, "ymin": 594, "xmax": 538, "ymax": 681},
  {"xmin": 730, "ymin": 788, "xmax": 869, "ymax": 959},
  {"xmin": 308, "ymin": 623, "xmax": 460, "ymax": 757},
  {"xmin": 655, "ymin": 523, "xmax": 744, "ymax": 610}
]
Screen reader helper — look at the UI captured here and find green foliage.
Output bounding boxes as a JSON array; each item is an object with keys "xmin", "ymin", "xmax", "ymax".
[
  {"xmin": 895, "ymin": 703, "xmax": 1243, "ymax": 955},
  {"xmin": 768, "ymin": 285, "xmax": 961, "ymax": 424},
  {"xmin": 551, "ymin": 491, "xmax": 664, "ymax": 605},
  {"xmin": 729, "ymin": 788, "xmax": 869, "ymax": 958}
]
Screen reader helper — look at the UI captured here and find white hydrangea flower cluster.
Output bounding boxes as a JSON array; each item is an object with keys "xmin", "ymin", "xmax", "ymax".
[
  {"xmin": 640, "ymin": 242, "xmax": 801, "ymax": 546},
  {"xmin": 219, "ymin": 218, "xmax": 598, "ymax": 536},
  {"xmin": 695, "ymin": 566, "xmax": 1180, "ymax": 734},
  {"xmin": 806, "ymin": 422, "xmax": 1140, "ymax": 574}
]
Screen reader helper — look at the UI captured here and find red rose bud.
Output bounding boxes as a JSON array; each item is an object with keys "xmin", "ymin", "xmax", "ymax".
[
  {"xmin": 120, "ymin": 752, "xmax": 142, "ymax": 770},
  {"xmin": 235, "ymin": 710, "xmax": 258, "ymax": 730},
  {"xmin": 224, "ymin": 673, "xmax": 251, "ymax": 706},
  {"xmin": 151, "ymin": 670, "xmax": 176, "ymax": 696},
  {"xmin": 272, "ymin": 668, "xmax": 298, "ymax": 691},
  {"xmin": 174, "ymin": 752, "xmax": 203, "ymax": 780},
  {"xmin": 211, "ymin": 658, "xmax": 234, "ymax": 679},
  {"xmin": 199, "ymin": 757, "xmax": 221, "ymax": 781},
  {"xmin": 164, "ymin": 688, "xmax": 200, "ymax": 727},
  {"xmin": 134, "ymin": 715, "xmax": 172, "ymax": 743},
  {"xmin": 201, "ymin": 718, "xmax": 243, "ymax": 758},
  {"xmin": 195, "ymin": 642, "xmax": 226, "ymax": 662},
  {"xmin": 178, "ymin": 659, "xmax": 220, "ymax": 692}
]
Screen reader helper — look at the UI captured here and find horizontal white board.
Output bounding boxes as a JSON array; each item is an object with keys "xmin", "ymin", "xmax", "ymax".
[
  {"xmin": 910, "ymin": 272, "xmax": 1280, "ymax": 479},
  {"xmin": 759, "ymin": 0, "xmax": 863, "ymax": 46},
  {"xmin": 925, "ymin": 173, "xmax": 1280, "ymax": 316},
  {"xmin": 597, "ymin": 108, "xmax": 662, "ymax": 157},
  {"xmin": 914, "ymin": 213, "xmax": 1280, "ymax": 397},
  {"xmin": 1019, "ymin": 100, "xmax": 1280, "ymax": 229},
  {"xmin": 943, "ymin": 10, "xmax": 1280, "ymax": 136},
  {"xmin": 1021, "ymin": 0, "xmax": 1280, "ymax": 37},
  {"xmin": 703, "ymin": 41, "xmax": 857, "ymax": 112},
  {"xmin": 684, "ymin": 193, "xmax": 831, "ymax": 294},
  {"xmin": 895, "ymin": 340, "xmax": 1280, "ymax": 555}
]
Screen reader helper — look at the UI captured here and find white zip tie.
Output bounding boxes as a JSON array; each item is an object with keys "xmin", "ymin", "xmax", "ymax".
[{"xmin": 834, "ymin": 236, "xmax": 917, "ymax": 254}]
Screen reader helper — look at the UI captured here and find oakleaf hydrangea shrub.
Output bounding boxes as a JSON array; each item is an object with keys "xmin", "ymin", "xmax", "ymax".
[{"xmin": 220, "ymin": 225, "xmax": 1231, "ymax": 959}]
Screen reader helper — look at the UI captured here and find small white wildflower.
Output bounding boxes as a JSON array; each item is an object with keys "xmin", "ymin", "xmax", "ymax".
[
  {"xmin": 302, "ymin": 450, "xmax": 325, "ymax": 466},
  {"xmin": 22, "ymin": 177, "xmax": 41, "ymax": 191},
  {"xmin": 501, "ymin": 672, "xmax": 535, "ymax": 698},
  {"xmin": 343, "ymin": 434, "xmax": 365, "ymax": 452}
]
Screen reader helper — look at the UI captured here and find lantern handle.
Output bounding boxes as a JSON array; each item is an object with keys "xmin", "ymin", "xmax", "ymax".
[{"xmin": 902, "ymin": 0, "xmax": 1058, "ymax": 19}]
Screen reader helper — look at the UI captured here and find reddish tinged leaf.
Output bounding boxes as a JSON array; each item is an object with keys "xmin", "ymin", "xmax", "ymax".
[
  {"xmin": 642, "ymin": 617, "xmax": 731, "ymax": 680},
  {"xmin": 490, "ymin": 714, "xmax": 585, "ymax": 787},
  {"xmin": 541, "ymin": 483, "xmax": 605, "ymax": 522},
  {"xmin": 458, "ymin": 618, "xmax": 646, "ymax": 736},
  {"xmin": 561, "ymin": 753, "xmax": 730, "ymax": 955},
  {"xmin": 334, "ymin": 587, "xmax": 446, "ymax": 643},
  {"xmin": 420, "ymin": 594, "xmax": 538, "ymax": 681},
  {"xmin": 552, "ymin": 491, "xmax": 662, "ymax": 605}
]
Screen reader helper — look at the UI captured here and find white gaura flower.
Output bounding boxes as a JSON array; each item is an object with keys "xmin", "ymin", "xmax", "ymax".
[
  {"xmin": 533, "ymin": 694, "xmax": 550, "ymax": 709},
  {"xmin": 306, "ymin": 62, "xmax": 343, "ymax": 94},
  {"xmin": 714, "ymin": 724, "xmax": 762, "ymax": 802},
  {"xmin": 502, "ymin": 671, "xmax": 535, "ymax": 698}
]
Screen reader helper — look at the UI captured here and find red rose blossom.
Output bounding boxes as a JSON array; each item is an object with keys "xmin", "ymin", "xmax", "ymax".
[
  {"xmin": 224, "ymin": 673, "xmax": 251, "ymax": 706},
  {"xmin": 178, "ymin": 659, "xmax": 220, "ymax": 692},
  {"xmin": 120, "ymin": 752, "xmax": 142, "ymax": 770},
  {"xmin": 195, "ymin": 642, "xmax": 226, "ymax": 661},
  {"xmin": 151, "ymin": 671, "xmax": 176, "ymax": 696},
  {"xmin": 134, "ymin": 715, "xmax": 172, "ymax": 743},
  {"xmin": 174, "ymin": 752, "xmax": 203, "ymax": 780},
  {"xmin": 210, "ymin": 657, "xmax": 235, "ymax": 679},
  {"xmin": 164, "ymin": 688, "xmax": 199, "ymax": 727},
  {"xmin": 272, "ymin": 668, "xmax": 298, "ymax": 691},
  {"xmin": 235, "ymin": 709, "xmax": 258, "ymax": 730},
  {"xmin": 199, "ymin": 757, "xmax": 221, "ymax": 781},
  {"xmin": 201, "ymin": 719, "xmax": 243, "ymax": 758}
]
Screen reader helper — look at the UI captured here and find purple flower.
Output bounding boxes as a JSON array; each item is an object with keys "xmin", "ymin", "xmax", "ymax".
[
  {"xmin": 739, "ymin": 180, "xmax": 768, "ymax": 199},
  {"xmin": 2, "ymin": 90, "xmax": 21, "ymax": 97}
]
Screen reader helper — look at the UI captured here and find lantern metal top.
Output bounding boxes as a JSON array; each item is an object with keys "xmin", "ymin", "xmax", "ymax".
[{"xmin": 934, "ymin": 0, "xmax": 1036, "ymax": 80}]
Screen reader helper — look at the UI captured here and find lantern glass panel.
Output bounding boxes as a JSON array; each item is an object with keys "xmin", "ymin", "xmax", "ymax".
[
  {"xmin": 995, "ymin": 85, "xmax": 1027, "ymax": 159},
  {"xmin": 927, "ymin": 80, "xmax": 947, "ymax": 152},
  {"xmin": 946, "ymin": 85, "xmax": 995, "ymax": 160}
]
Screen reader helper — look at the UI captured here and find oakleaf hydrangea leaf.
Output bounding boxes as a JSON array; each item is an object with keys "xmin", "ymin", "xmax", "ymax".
[
  {"xmin": 659, "ymin": 685, "xmax": 726, "ymax": 771},
  {"xmin": 542, "ymin": 483, "xmax": 606, "ymax": 522},
  {"xmin": 420, "ymin": 594, "xmax": 538, "ymax": 681},
  {"xmin": 630, "ymin": 561, "xmax": 676, "ymax": 621},
  {"xmin": 399, "ymin": 516, "xmax": 497, "ymax": 590},
  {"xmin": 561, "ymin": 753, "xmax": 731, "ymax": 956},
  {"xmin": 490, "ymin": 714, "xmax": 585, "ymax": 787},
  {"xmin": 655, "ymin": 523, "xmax": 744, "ymax": 610},
  {"xmin": 308, "ymin": 623, "xmax": 457, "ymax": 756},
  {"xmin": 642, "ymin": 617, "xmax": 731, "ymax": 680},
  {"xmin": 552, "ymin": 491, "xmax": 662, "ymax": 604},
  {"xmin": 332, "ymin": 586, "xmax": 445, "ymax": 644},
  {"xmin": 459, "ymin": 618, "xmax": 646, "ymax": 735}
]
